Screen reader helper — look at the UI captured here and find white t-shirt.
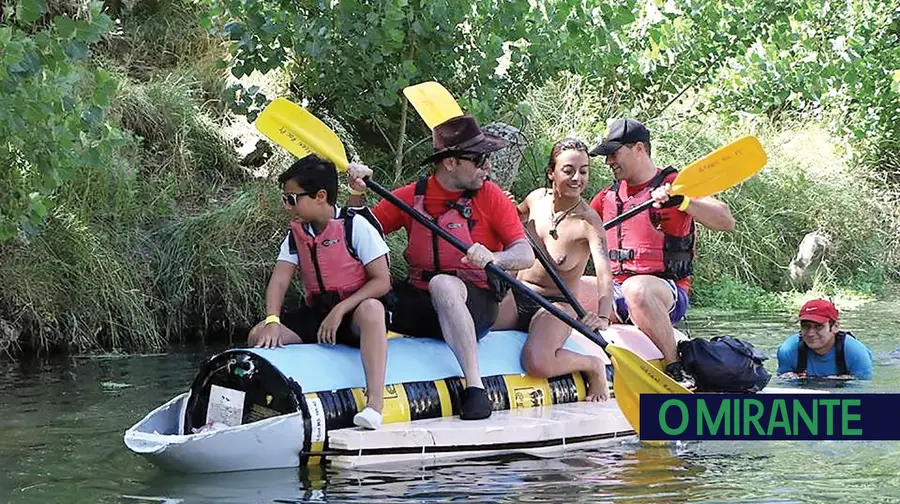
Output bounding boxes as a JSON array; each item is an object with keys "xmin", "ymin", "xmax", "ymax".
[{"xmin": 276, "ymin": 206, "xmax": 389, "ymax": 267}]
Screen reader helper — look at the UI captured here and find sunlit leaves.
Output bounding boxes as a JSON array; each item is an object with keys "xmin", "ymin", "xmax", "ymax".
[
  {"xmin": 0, "ymin": 1, "xmax": 121, "ymax": 242},
  {"xmin": 197, "ymin": 0, "xmax": 896, "ymax": 180}
]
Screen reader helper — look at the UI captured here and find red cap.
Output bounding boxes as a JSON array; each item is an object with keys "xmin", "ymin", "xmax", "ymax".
[{"xmin": 798, "ymin": 299, "xmax": 838, "ymax": 324}]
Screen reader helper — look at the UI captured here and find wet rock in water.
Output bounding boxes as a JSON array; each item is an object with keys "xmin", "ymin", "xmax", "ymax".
[{"xmin": 788, "ymin": 231, "xmax": 831, "ymax": 290}]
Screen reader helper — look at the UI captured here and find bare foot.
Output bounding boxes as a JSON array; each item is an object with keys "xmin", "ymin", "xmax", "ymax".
[{"xmin": 584, "ymin": 363, "xmax": 610, "ymax": 402}]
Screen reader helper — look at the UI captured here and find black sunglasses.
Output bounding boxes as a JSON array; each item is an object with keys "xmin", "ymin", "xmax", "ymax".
[
  {"xmin": 281, "ymin": 192, "xmax": 312, "ymax": 206},
  {"xmin": 456, "ymin": 152, "xmax": 491, "ymax": 169}
]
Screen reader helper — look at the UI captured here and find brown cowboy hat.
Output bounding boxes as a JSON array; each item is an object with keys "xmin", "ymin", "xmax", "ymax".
[{"xmin": 422, "ymin": 115, "xmax": 508, "ymax": 165}]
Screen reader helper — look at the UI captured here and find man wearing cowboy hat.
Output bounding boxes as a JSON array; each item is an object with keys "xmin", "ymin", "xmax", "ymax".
[
  {"xmin": 348, "ymin": 114, "xmax": 534, "ymax": 420},
  {"xmin": 776, "ymin": 299, "xmax": 873, "ymax": 379}
]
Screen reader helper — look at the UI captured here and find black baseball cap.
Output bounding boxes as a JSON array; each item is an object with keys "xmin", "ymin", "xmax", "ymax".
[{"xmin": 589, "ymin": 119, "xmax": 651, "ymax": 157}]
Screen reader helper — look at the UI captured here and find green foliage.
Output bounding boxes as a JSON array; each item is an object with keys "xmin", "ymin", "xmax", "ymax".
[
  {"xmin": 682, "ymin": 120, "xmax": 900, "ymax": 294},
  {"xmin": 690, "ymin": 275, "xmax": 786, "ymax": 312},
  {"xmin": 0, "ymin": 0, "xmax": 123, "ymax": 242},
  {"xmin": 150, "ymin": 187, "xmax": 282, "ymax": 341},
  {"xmin": 201, "ymin": 0, "xmax": 646, "ymax": 181},
  {"xmin": 0, "ymin": 207, "xmax": 163, "ymax": 355},
  {"xmin": 113, "ymin": 72, "xmax": 243, "ymax": 187},
  {"xmin": 702, "ymin": 0, "xmax": 900, "ymax": 171}
]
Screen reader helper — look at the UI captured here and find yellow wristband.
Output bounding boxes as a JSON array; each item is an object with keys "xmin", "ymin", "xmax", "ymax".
[
  {"xmin": 348, "ymin": 186, "xmax": 365, "ymax": 196},
  {"xmin": 678, "ymin": 195, "xmax": 691, "ymax": 212},
  {"xmin": 264, "ymin": 314, "xmax": 281, "ymax": 326}
]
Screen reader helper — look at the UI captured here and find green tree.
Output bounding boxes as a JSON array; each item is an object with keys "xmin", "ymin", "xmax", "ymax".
[
  {"xmin": 204, "ymin": 0, "xmax": 645, "ymax": 182},
  {"xmin": 0, "ymin": 0, "xmax": 123, "ymax": 242}
]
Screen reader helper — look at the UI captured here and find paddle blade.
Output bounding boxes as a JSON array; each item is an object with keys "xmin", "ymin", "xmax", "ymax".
[
  {"xmin": 670, "ymin": 135, "xmax": 767, "ymax": 198},
  {"xmin": 403, "ymin": 81, "xmax": 464, "ymax": 130},
  {"xmin": 607, "ymin": 344, "xmax": 692, "ymax": 436},
  {"xmin": 255, "ymin": 98, "xmax": 350, "ymax": 171}
]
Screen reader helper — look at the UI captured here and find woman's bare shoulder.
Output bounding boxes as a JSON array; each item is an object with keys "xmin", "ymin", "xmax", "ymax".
[
  {"xmin": 522, "ymin": 188, "xmax": 550, "ymax": 208},
  {"xmin": 576, "ymin": 203, "xmax": 605, "ymax": 230}
]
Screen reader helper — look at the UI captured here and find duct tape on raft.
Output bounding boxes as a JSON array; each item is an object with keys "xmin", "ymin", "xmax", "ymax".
[{"xmin": 246, "ymin": 330, "xmax": 592, "ymax": 393}]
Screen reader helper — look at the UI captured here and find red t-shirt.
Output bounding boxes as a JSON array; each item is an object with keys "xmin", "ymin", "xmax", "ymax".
[
  {"xmin": 373, "ymin": 177, "xmax": 525, "ymax": 251},
  {"xmin": 589, "ymin": 170, "xmax": 693, "ymax": 290}
]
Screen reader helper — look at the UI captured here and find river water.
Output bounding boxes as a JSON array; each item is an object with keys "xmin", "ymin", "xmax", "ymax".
[{"xmin": 2, "ymin": 298, "xmax": 899, "ymax": 503}]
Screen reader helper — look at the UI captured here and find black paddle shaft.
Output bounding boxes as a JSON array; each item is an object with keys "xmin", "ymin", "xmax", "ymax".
[
  {"xmin": 602, "ymin": 199, "xmax": 654, "ymax": 229},
  {"xmin": 602, "ymin": 194, "xmax": 685, "ymax": 230},
  {"xmin": 363, "ymin": 177, "xmax": 609, "ymax": 350}
]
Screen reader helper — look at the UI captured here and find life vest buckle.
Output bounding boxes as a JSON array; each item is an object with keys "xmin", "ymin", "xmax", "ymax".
[
  {"xmin": 609, "ymin": 249, "xmax": 635, "ymax": 261},
  {"xmin": 446, "ymin": 200, "xmax": 473, "ymax": 219}
]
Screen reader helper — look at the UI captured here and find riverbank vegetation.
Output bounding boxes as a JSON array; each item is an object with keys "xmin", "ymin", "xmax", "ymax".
[{"xmin": 1, "ymin": 0, "xmax": 898, "ymax": 357}]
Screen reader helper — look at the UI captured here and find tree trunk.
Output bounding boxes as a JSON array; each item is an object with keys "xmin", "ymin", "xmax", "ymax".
[{"xmin": 392, "ymin": 98, "xmax": 408, "ymax": 186}]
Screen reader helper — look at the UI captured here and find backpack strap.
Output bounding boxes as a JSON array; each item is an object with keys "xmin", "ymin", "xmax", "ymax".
[
  {"xmin": 339, "ymin": 207, "xmax": 360, "ymax": 261},
  {"xmin": 340, "ymin": 206, "xmax": 388, "ymax": 263},
  {"xmin": 415, "ymin": 176, "xmax": 428, "ymax": 196},
  {"xmin": 797, "ymin": 334, "xmax": 808, "ymax": 374},
  {"xmin": 287, "ymin": 229, "xmax": 298, "ymax": 255},
  {"xmin": 835, "ymin": 332, "xmax": 849, "ymax": 376},
  {"xmin": 652, "ymin": 166, "xmax": 678, "ymax": 187}
]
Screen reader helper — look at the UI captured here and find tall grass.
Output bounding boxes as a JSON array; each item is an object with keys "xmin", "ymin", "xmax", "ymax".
[
  {"xmin": 0, "ymin": 161, "xmax": 162, "ymax": 356},
  {"xmin": 150, "ymin": 186, "xmax": 283, "ymax": 343},
  {"xmin": 0, "ymin": 0, "xmax": 279, "ymax": 357},
  {"xmin": 509, "ymin": 73, "xmax": 618, "ymax": 200},
  {"xmin": 112, "ymin": 72, "xmax": 243, "ymax": 187}
]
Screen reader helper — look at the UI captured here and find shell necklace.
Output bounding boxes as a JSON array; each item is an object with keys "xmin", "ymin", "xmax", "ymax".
[{"xmin": 549, "ymin": 198, "xmax": 582, "ymax": 240}]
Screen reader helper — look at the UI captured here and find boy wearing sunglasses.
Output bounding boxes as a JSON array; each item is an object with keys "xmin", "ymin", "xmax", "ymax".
[
  {"xmin": 248, "ymin": 155, "xmax": 392, "ymax": 430},
  {"xmin": 347, "ymin": 115, "xmax": 534, "ymax": 421}
]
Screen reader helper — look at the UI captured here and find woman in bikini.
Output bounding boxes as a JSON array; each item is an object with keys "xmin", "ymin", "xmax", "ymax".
[{"xmin": 493, "ymin": 138, "xmax": 615, "ymax": 401}]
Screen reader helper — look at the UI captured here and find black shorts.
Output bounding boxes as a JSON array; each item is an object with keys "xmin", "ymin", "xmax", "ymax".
[
  {"xmin": 389, "ymin": 279, "xmax": 499, "ymax": 341},
  {"xmin": 281, "ymin": 299, "xmax": 389, "ymax": 347},
  {"xmin": 511, "ymin": 287, "xmax": 569, "ymax": 332}
]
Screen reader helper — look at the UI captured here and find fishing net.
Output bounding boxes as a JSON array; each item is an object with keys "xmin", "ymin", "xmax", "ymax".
[{"xmin": 483, "ymin": 122, "xmax": 528, "ymax": 190}]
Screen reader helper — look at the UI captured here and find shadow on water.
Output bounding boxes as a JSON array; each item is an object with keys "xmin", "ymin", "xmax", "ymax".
[{"xmin": 2, "ymin": 298, "xmax": 900, "ymax": 503}]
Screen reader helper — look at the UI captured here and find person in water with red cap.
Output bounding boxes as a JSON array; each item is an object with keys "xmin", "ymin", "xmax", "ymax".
[{"xmin": 776, "ymin": 299, "xmax": 874, "ymax": 380}]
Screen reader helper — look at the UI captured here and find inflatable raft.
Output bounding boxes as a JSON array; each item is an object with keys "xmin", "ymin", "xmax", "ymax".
[{"xmin": 123, "ymin": 325, "xmax": 804, "ymax": 473}]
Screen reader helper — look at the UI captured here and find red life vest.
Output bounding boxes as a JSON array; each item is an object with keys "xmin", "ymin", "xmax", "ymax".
[
  {"xmin": 600, "ymin": 167, "xmax": 694, "ymax": 282},
  {"xmin": 289, "ymin": 208, "xmax": 368, "ymax": 307},
  {"xmin": 404, "ymin": 176, "xmax": 489, "ymax": 290}
]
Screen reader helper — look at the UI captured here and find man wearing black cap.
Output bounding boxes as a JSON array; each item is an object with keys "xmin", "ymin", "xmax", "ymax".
[
  {"xmin": 347, "ymin": 114, "xmax": 535, "ymax": 420},
  {"xmin": 587, "ymin": 119, "xmax": 736, "ymax": 389}
]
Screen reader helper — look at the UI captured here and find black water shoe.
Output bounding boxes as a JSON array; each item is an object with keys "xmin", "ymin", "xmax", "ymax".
[
  {"xmin": 665, "ymin": 361, "xmax": 697, "ymax": 390},
  {"xmin": 460, "ymin": 386, "xmax": 493, "ymax": 420}
]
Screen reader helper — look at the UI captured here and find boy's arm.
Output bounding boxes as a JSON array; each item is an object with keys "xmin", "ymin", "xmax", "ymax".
[{"xmin": 264, "ymin": 261, "xmax": 297, "ymax": 317}]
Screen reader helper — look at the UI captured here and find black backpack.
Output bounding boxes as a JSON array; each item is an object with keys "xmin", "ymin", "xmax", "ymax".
[{"xmin": 678, "ymin": 336, "xmax": 772, "ymax": 393}]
